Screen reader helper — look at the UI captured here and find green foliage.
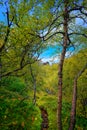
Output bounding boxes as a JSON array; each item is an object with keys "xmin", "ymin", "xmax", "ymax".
[
  {"xmin": 0, "ymin": 0, "xmax": 87, "ymax": 129},
  {"xmin": 75, "ymin": 116, "xmax": 87, "ymax": 129},
  {"xmin": 0, "ymin": 76, "xmax": 42, "ymax": 130},
  {"xmin": 36, "ymin": 49, "xmax": 87, "ymax": 130},
  {"xmin": 62, "ymin": 101, "xmax": 71, "ymax": 130},
  {"xmin": 0, "ymin": 76, "xmax": 25, "ymax": 93}
]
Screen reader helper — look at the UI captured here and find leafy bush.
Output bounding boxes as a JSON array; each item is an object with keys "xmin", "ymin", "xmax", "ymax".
[
  {"xmin": 0, "ymin": 76, "xmax": 42, "ymax": 130},
  {"xmin": 0, "ymin": 76, "xmax": 25, "ymax": 94}
]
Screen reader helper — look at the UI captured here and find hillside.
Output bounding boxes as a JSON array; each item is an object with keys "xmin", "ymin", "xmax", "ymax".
[{"xmin": 1, "ymin": 49, "xmax": 87, "ymax": 130}]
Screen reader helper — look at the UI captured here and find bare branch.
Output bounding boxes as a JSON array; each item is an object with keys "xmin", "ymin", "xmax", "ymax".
[
  {"xmin": 44, "ymin": 31, "xmax": 64, "ymax": 41},
  {"xmin": 69, "ymin": 32, "xmax": 87, "ymax": 38}
]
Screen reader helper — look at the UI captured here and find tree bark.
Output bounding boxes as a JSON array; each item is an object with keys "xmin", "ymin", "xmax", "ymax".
[
  {"xmin": 69, "ymin": 63, "xmax": 87, "ymax": 130},
  {"xmin": 29, "ymin": 64, "xmax": 36, "ymax": 105},
  {"xmin": 57, "ymin": 1, "xmax": 68, "ymax": 130}
]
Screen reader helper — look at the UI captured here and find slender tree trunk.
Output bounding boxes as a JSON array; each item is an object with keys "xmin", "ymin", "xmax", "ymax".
[
  {"xmin": 0, "ymin": 27, "xmax": 10, "ymax": 52},
  {"xmin": 0, "ymin": 7, "xmax": 12, "ymax": 81},
  {"xmin": 30, "ymin": 64, "xmax": 36, "ymax": 105},
  {"xmin": 69, "ymin": 78, "xmax": 77, "ymax": 130},
  {"xmin": 33, "ymin": 78, "xmax": 36, "ymax": 105},
  {"xmin": 0, "ymin": 21, "xmax": 10, "ymax": 83},
  {"xmin": 57, "ymin": 1, "xmax": 68, "ymax": 130},
  {"xmin": 69, "ymin": 63, "xmax": 87, "ymax": 130}
]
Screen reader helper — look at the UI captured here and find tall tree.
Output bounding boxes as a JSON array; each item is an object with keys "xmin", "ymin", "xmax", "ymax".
[
  {"xmin": 37, "ymin": 1, "xmax": 87, "ymax": 129},
  {"xmin": 0, "ymin": 0, "xmax": 45, "ymax": 78},
  {"xmin": 69, "ymin": 63, "xmax": 87, "ymax": 130},
  {"xmin": 57, "ymin": 1, "xmax": 68, "ymax": 129},
  {"xmin": 0, "ymin": 1, "xmax": 87, "ymax": 129}
]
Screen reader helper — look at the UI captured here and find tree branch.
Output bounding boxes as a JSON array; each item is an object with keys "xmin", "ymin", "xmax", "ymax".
[{"xmin": 69, "ymin": 32, "xmax": 87, "ymax": 38}]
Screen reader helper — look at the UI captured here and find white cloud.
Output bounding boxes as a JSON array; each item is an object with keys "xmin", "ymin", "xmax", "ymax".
[
  {"xmin": 65, "ymin": 50, "xmax": 74, "ymax": 58},
  {"xmin": 40, "ymin": 54, "xmax": 60, "ymax": 65},
  {"xmin": 40, "ymin": 50, "xmax": 74, "ymax": 65}
]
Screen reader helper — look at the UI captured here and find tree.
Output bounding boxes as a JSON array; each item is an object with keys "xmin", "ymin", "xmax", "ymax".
[
  {"xmin": 0, "ymin": 1, "xmax": 15, "ymax": 81},
  {"xmin": 69, "ymin": 63, "xmax": 87, "ymax": 130},
  {"xmin": 26, "ymin": 1, "xmax": 87, "ymax": 129},
  {"xmin": 0, "ymin": 0, "xmax": 45, "ymax": 78},
  {"xmin": 37, "ymin": 0, "xmax": 87, "ymax": 129},
  {"xmin": 0, "ymin": 0, "xmax": 87, "ymax": 129}
]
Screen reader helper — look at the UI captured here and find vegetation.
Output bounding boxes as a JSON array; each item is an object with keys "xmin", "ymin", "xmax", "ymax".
[{"xmin": 0, "ymin": 0, "xmax": 87, "ymax": 130}]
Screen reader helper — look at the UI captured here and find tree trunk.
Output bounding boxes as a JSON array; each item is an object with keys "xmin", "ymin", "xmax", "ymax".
[
  {"xmin": 69, "ymin": 79, "xmax": 77, "ymax": 130},
  {"xmin": 0, "ymin": 7, "xmax": 11, "ymax": 80},
  {"xmin": 33, "ymin": 79, "xmax": 36, "ymax": 105},
  {"xmin": 29, "ymin": 64, "xmax": 36, "ymax": 105},
  {"xmin": 0, "ymin": 58, "xmax": 2, "ymax": 81},
  {"xmin": 69, "ymin": 63, "xmax": 87, "ymax": 130},
  {"xmin": 57, "ymin": 1, "xmax": 68, "ymax": 130}
]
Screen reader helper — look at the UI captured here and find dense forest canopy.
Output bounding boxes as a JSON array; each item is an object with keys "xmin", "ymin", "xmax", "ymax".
[{"xmin": 0, "ymin": 0, "xmax": 87, "ymax": 130}]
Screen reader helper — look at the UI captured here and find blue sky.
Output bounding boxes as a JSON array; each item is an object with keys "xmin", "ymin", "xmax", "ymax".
[
  {"xmin": 0, "ymin": 3, "xmax": 6, "ymax": 22},
  {"xmin": 40, "ymin": 46, "xmax": 61, "ymax": 58},
  {"xmin": 39, "ymin": 45, "xmax": 76, "ymax": 63}
]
